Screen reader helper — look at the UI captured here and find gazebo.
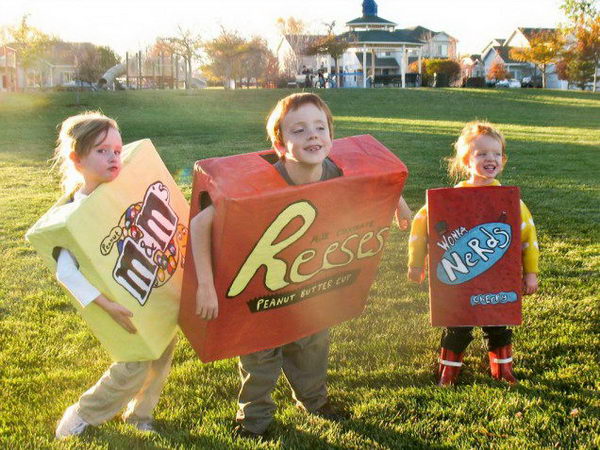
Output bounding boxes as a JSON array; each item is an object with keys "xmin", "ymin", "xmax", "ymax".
[{"xmin": 339, "ymin": 0, "xmax": 424, "ymax": 88}]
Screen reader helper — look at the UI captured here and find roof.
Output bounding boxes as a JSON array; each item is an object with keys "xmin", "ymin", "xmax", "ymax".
[
  {"xmin": 346, "ymin": 15, "xmax": 396, "ymax": 26},
  {"xmin": 355, "ymin": 52, "xmax": 399, "ymax": 67},
  {"xmin": 491, "ymin": 46, "xmax": 526, "ymax": 65},
  {"xmin": 518, "ymin": 27, "xmax": 556, "ymax": 40},
  {"xmin": 339, "ymin": 29, "xmax": 424, "ymax": 45},
  {"xmin": 283, "ymin": 34, "xmax": 326, "ymax": 54}
]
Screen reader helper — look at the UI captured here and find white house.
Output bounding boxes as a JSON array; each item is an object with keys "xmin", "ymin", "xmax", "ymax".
[
  {"xmin": 482, "ymin": 27, "xmax": 568, "ymax": 89},
  {"xmin": 0, "ymin": 45, "xmax": 18, "ymax": 91}
]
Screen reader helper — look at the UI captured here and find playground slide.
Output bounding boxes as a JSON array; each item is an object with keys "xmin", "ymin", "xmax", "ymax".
[{"xmin": 98, "ymin": 63, "xmax": 126, "ymax": 89}]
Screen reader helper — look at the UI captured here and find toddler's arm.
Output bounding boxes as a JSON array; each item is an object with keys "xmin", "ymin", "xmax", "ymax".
[
  {"xmin": 56, "ymin": 249, "xmax": 136, "ymax": 333},
  {"xmin": 406, "ymin": 205, "xmax": 428, "ymax": 283},
  {"xmin": 520, "ymin": 201, "xmax": 540, "ymax": 296},
  {"xmin": 190, "ymin": 206, "xmax": 219, "ymax": 320},
  {"xmin": 395, "ymin": 195, "xmax": 413, "ymax": 231}
]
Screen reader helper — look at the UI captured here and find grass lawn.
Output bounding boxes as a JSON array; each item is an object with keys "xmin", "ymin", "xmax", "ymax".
[{"xmin": 0, "ymin": 88, "xmax": 599, "ymax": 449}]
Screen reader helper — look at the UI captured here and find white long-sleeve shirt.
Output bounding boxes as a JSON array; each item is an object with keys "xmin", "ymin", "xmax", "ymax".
[{"xmin": 55, "ymin": 191, "xmax": 101, "ymax": 307}]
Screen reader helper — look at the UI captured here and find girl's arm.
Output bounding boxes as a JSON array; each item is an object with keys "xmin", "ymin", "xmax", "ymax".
[
  {"xmin": 520, "ymin": 201, "xmax": 540, "ymax": 295},
  {"xmin": 395, "ymin": 195, "xmax": 413, "ymax": 231},
  {"xmin": 56, "ymin": 249, "xmax": 136, "ymax": 333},
  {"xmin": 190, "ymin": 206, "xmax": 219, "ymax": 320}
]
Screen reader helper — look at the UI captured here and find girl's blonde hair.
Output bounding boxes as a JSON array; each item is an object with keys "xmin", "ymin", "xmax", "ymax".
[
  {"xmin": 447, "ymin": 120, "xmax": 507, "ymax": 180},
  {"xmin": 52, "ymin": 111, "xmax": 119, "ymax": 193}
]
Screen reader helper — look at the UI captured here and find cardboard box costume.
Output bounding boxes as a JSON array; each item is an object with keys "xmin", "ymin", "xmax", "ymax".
[
  {"xmin": 179, "ymin": 134, "xmax": 408, "ymax": 362},
  {"xmin": 26, "ymin": 139, "xmax": 188, "ymax": 362},
  {"xmin": 427, "ymin": 186, "xmax": 522, "ymax": 327}
]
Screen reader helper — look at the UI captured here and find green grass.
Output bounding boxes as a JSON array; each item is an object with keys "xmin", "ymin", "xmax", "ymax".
[{"xmin": 1, "ymin": 88, "xmax": 599, "ymax": 449}]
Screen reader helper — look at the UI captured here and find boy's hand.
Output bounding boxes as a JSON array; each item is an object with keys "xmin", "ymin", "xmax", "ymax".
[
  {"xmin": 395, "ymin": 196, "xmax": 413, "ymax": 231},
  {"xmin": 407, "ymin": 267, "xmax": 425, "ymax": 283},
  {"xmin": 94, "ymin": 294, "xmax": 137, "ymax": 333},
  {"xmin": 523, "ymin": 273, "xmax": 538, "ymax": 295},
  {"xmin": 196, "ymin": 284, "xmax": 219, "ymax": 320}
]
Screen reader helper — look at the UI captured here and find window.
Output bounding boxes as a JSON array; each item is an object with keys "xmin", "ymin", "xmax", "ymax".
[{"xmin": 437, "ymin": 44, "xmax": 448, "ymax": 57}]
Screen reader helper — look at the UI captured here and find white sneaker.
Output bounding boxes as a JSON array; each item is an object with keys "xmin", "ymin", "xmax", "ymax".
[{"xmin": 55, "ymin": 404, "xmax": 89, "ymax": 439}]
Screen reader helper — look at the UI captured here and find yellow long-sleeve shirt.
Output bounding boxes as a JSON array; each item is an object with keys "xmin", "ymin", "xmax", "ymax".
[{"xmin": 408, "ymin": 179, "xmax": 539, "ymax": 274}]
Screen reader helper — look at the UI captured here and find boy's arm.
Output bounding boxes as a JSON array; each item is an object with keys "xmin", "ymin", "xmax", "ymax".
[
  {"xmin": 520, "ymin": 201, "xmax": 539, "ymax": 295},
  {"xmin": 395, "ymin": 195, "xmax": 413, "ymax": 231},
  {"xmin": 407, "ymin": 205, "xmax": 428, "ymax": 283},
  {"xmin": 190, "ymin": 206, "xmax": 219, "ymax": 320}
]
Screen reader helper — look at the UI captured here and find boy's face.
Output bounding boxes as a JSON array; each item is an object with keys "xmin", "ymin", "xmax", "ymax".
[{"xmin": 278, "ymin": 103, "xmax": 332, "ymax": 166}]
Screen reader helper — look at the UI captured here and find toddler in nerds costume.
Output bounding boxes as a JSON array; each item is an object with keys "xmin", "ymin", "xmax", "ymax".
[
  {"xmin": 42, "ymin": 112, "xmax": 177, "ymax": 438},
  {"xmin": 407, "ymin": 121, "xmax": 539, "ymax": 386}
]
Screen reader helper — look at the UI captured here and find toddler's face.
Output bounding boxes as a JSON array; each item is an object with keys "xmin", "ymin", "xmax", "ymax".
[
  {"xmin": 75, "ymin": 127, "xmax": 123, "ymax": 187},
  {"xmin": 467, "ymin": 134, "xmax": 504, "ymax": 184},
  {"xmin": 279, "ymin": 103, "xmax": 332, "ymax": 167}
]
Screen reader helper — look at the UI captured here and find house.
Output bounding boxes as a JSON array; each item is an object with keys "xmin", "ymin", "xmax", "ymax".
[
  {"xmin": 460, "ymin": 54, "xmax": 485, "ymax": 79},
  {"xmin": 276, "ymin": 0, "xmax": 459, "ymax": 88},
  {"xmin": 12, "ymin": 41, "xmax": 96, "ymax": 89},
  {"xmin": 481, "ymin": 27, "xmax": 568, "ymax": 89},
  {"xmin": 0, "ymin": 45, "xmax": 18, "ymax": 92}
]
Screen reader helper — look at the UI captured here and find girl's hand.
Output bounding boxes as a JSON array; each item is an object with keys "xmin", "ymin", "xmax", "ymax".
[
  {"xmin": 196, "ymin": 284, "xmax": 219, "ymax": 320},
  {"xmin": 407, "ymin": 267, "xmax": 425, "ymax": 283},
  {"xmin": 523, "ymin": 273, "xmax": 538, "ymax": 295},
  {"xmin": 395, "ymin": 196, "xmax": 413, "ymax": 231},
  {"xmin": 93, "ymin": 294, "xmax": 137, "ymax": 333}
]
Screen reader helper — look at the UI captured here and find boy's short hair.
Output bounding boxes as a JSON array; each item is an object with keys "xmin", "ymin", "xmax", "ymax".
[{"xmin": 266, "ymin": 93, "xmax": 334, "ymax": 152}]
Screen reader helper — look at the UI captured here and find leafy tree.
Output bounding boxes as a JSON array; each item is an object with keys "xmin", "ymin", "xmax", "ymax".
[
  {"xmin": 6, "ymin": 15, "xmax": 54, "ymax": 74},
  {"xmin": 560, "ymin": 1, "xmax": 600, "ymax": 91},
  {"xmin": 203, "ymin": 28, "xmax": 247, "ymax": 88},
  {"xmin": 409, "ymin": 58, "xmax": 460, "ymax": 85},
  {"xmin": 165, "ymin": 27, "xmax": 203, "ymax": 89},
  {"xmin": 509, "ymin": 31, "xmax": 564, "ymax": 88},
  {"xmin": 487, "ymin": 61, "xmax": 512, "ymax": 80},
  {"xmin": 239, "ymin": 37, "xmax": 274, "ymax": 88}
]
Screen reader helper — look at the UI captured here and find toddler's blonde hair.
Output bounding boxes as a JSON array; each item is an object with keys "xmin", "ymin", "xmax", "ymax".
[
  {"xmin": 447, "ymin": 121, "xmax": 507, "ymax": 180},
  {"xmin": 52, "ymin": 111, "xmax": 119, "ymax": 193}
]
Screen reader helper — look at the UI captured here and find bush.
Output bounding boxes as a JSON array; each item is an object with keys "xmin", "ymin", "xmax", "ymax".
[
  {"xmin": 463, "ymin": 77, "xmax": 486, "ymax": 88},
  {"xmin": 408, "ymin": 58, "xmax": 461, "ymax": 86}
]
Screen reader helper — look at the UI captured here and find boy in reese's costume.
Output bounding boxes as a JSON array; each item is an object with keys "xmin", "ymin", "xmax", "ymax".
[{"xmin": 185, "ymin": 93, "xmax": 411, "ymax": 437}]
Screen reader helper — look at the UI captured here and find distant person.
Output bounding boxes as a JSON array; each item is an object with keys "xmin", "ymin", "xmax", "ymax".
[
  {"xmin": 49, "ymin": 112, "xmax": 176, "ymax": 438},
  {"xmin": 407, "ymin": 121, "xmax": 539, "ymax": 386}
]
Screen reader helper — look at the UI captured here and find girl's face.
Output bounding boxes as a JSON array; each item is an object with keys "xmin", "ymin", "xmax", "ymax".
[
  {"xmin": 278, "ymin": 103, "xmax": 332, "ymax": 167},
  {"xmin": 73, "ymin": 127, "xmax": 123, "ymax": 194},
  {"xmin": 466, "ymin": 134, "xmax": 504, "ymax": 185}
]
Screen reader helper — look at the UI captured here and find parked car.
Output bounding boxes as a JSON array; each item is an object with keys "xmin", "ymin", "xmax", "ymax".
[{"xmin": 496, "ymin": 79, "xmax": 521, "ymax": 88}]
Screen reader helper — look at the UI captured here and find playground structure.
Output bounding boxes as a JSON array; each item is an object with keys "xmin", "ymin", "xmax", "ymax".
[{"xmin": 100, "ymin": 50, "xmax": 194, "ymax": 90}]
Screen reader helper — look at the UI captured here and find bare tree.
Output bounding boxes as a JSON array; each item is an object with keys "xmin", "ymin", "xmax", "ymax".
[{"xmin": 165, "ymin": 26, "xmax": 203, "ymax": 89}]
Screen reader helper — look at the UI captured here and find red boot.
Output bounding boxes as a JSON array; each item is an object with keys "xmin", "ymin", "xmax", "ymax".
[
  {"xmin": 489, "ymin": 345, "xmax": 518, "ymax": 384},
  {"xmin": 437, "ymin": 348, "xmax": 464, "ymax": 386}
]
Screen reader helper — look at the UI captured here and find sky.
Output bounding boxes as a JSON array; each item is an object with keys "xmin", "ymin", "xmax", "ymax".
[{"xmin": 2, "ymin": 0, "xmax": 567, "ymax": 57}]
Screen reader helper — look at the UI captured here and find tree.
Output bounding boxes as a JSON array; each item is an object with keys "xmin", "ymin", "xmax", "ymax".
[
  {"xmin": 6, "ymin": 15, "xmax": 54, "ymax": 78},
  {"xmin": 165, "ymin": 26, "xmax": 203, "ymax": 89},
  {"xmin": 509, "ymin": 30, "xmax": 564, "ymax": 88},
  {"xmin": 409, "ymin": 58, "xmax": 461, "ymax": 86},
  {"xmin": 560, "ymin": 1, "xmax": 600, "ymax": 91},
  {"xmin": 305, "ymin": 34, "xmax": 349, "ymax": 87},
  {"xmin": 487, "ymin": 61, "xmax": 512, "ymax": 80},
  {"xmin": 238, "ymin": 37, "xmax": 275, "ymax": 88},
  {"xmin": 203, "ymin": 28, "xmax": 247, "ymax": 88}
]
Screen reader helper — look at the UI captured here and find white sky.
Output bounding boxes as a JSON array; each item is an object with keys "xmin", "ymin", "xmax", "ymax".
[{"xmin": 2, "ymin": 0, "xmax": 566, "ymax": 56}]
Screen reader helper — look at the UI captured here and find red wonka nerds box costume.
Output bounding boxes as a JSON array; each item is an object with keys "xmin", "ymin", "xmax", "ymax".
[
  {"xmin": 26, "ymin": 139, "xmax": 188, "ymax": 362},
  {"xmin": 425, "ymin": 186, "xmax": 523, "ymax": 327},
  {"xmin": 179, "ymin": 134, "xmax": 408, "ymax": 362}
]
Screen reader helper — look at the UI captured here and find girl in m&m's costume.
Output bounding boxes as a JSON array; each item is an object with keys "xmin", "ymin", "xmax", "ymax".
[
  {"xmin": 50, "ymin": 112, "xmax": 176, "ymax": 438},
  {"xmin": 407, "ymin": 121, "xmax": 539, "ymax": 386}
]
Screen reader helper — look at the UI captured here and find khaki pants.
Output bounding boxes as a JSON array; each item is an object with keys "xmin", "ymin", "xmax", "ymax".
[
  {"xmin": 76, "ymin": 337, "xmax": 176, "ymax": 426},
  {"xmin": 236, "ymin": 330, "xmax": 329, "ymax": 434}
]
